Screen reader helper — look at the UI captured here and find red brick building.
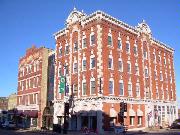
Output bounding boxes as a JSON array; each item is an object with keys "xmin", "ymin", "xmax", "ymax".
[
  {"xmin": 17, "ymin": 45, "xmax": 52, "ymax": 128},
  {"xmin": 53, "ymin": 9, "xmax": 177, "ymax": 133}
]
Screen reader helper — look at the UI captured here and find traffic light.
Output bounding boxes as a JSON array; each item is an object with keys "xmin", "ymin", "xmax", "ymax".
[
  {"xmin": 124, "ymin": 103, "xmax": 127, "ymax": 112},
  {"xmin": 64, "ymin": 103, "xmax": 69, "ymax": 115},
  {"xmin": 120, "ymin": 102, "xmax": 124, "ymax": 112}
]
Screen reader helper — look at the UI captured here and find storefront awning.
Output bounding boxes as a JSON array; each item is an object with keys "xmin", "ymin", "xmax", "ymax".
[
  {"xmin": 137, "ymin": 109, "xmax": 143, "ymax": 116},
  {"xmin": 129, "ymin": 109, "xmax": 135, "ymax": 116}
]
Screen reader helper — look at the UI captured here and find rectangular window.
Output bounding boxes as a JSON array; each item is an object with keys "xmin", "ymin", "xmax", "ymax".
[
  {"xmin": 91, "ymin": 34, "xmax": 95, "ymax": 45},
  {"xmin": 135, "ymin": 65, "xmax": 139, "ymax": 75},
  {"xmin": 130, "ymin": 116, "xmax": 134, "ymax": 125},
  {"xmin": 91, "ymin": 80, "xmax": 96, "ymax": 94},
  {"xmin": 118, "ymin": 40, "xmax": 122, "ymax": 49},
  {"xmin": 82, "ymin": 82, "xmax": 87, "ymax": 95},
  {"xmin": 108, "ymin": 36, "xmax": 112, "ymax": 46},
  {"xmin": 118, "ymin": 61, "xmax": 123, "ymax": 71},
  {"xmin": 59, "ymin": 48, "xmax": 62, "ymax": 57},
  {"xmin": 160, "ymin": 73, "xmax": 163, "ymax": 81},
  {"xmin": 145, "ymin": 68, "xmax": 148, "ymax": 77},
  {"xmin": 133, "ymin": 46, "xmax": 138, "ymax": 55},
  {"xmin": 74, "ymin": 42, "xmax": 78, "ymax": 52},
  {"xmin": 65, "ymin": 45, "xmax": 69, "ymax": 54},
  {"xmin": 73, "ymin": 63, "xmax": 78, "ymax": 73},
  {"xmin": 138, "ymin": 116, "xmax": 142, "ymax": 125},
  {"xmin": 82, "ymin": 59, "xmax": 87, "ymax": 71},
  {"xmin": 108, "ymin": 57, "xmax": 113, "ymax": 69},
  {"xmin": 73, "ymin": 84, "xmax": 78, "ymax": 94},
  {"xmin": 143, "ymin": 50, "xmax": 147, "ymax": 59},
  {"xmin": 109, "ymin": 80, "xmax": 114, "ymax": 94},
  {"xmin": 153, "ymin": 54, "xmax": 156, "ymax": 62},
  {"xmin": 126, "ymin": 43, "xmax": 130, "ymax": 53},
  {"xmin": 156, "ymin": 89, "xmax": 159, "ymax": 99},
  {"xmin": 82, "ymin": 38, "xmax": 87, "ymax": 48},
  {"xmin": 164, "ymin": 58, "xmax": 166, "ymax": 65},
  {"xmin": 91, "ymin": 57, "xmax": 95, "ymax": 69},
  {"xmin": 127, "ymin": 63, "xmax": 131, "ymax": 73},
  {"xmin": 119, "ymin": 82, "xmax": 124, "ymax": 96},
  {"xmin": 136, "ymin": 84, "xmax": 140, "ymax": 97},
  {"xmin": 128, "ymin": 83, "xmax": 132, "ymax": 97}
]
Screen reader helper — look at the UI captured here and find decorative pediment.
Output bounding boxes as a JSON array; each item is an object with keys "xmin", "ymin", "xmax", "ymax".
[
  {"xmin": 136, "ymin": 20, "xmax": 152, "ymax": 35},
  {"xmin": 66, "ymin": 7, "xmax": 86, "ymax": 25}
]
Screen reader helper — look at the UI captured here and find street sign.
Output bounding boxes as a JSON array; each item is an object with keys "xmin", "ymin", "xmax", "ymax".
[{"xmin": 59, "ymin": 76, "xmax": 65, "ymax": 93}]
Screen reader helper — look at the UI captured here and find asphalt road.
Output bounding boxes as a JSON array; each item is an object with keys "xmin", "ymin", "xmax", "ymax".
[{"xmin": 0, "ymin": 128, "xmax": 180, "ymax": 135}]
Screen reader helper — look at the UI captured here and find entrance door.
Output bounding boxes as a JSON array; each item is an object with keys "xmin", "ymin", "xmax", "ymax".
[
  {"xmin": 71, "ymin": 115, "xmax": 77, "ymax": 130},
  {"xmin": 81, "ymin": 116, "xmax": 88, "ymax": 128},
  {"xmin": 90, "ymin": 116, "xmax": 97, "ymax": 131}
]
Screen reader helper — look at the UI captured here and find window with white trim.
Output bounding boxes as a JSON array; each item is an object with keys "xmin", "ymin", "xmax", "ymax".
[
  {"xmin": 136, "ymin": 83, "xmax": 140, "ymax": 97},
  {"xmin": 73, "ymin": 62, "xmax": 78, "ymax": 73},
  {"xmin": 82, "ymin": 81, "xmax": 87, "ymax": 96},
  {"xmin": 133, "ymin": 44, "xmax": 138, "ymax": 55},
  {"xmin": 108, "ymin": 56, "xmax": 113, "ymax": 69},
  {"xmin": 109, "ymin": 79, "xmax": 114, "ymax": 95},
  {"xmin": 90, "ymin": 56, "xmax": 95, "ymax": 69},
  {"xmin": 135, "ymin": 64, "xmax": 139, "ymax": 75},
  {"xmin": 73, "ymin": 84, "xmax": 78, "ymax": 94},
  {"xmin": 58, "ymin": 68, "xmax": 62, "ymax": 77},
  {"xmin": 118, "ymin": 60, "xmax": 123, "ymax": 72},
  {"xmin": 160, "ymin": 72, "xmax": 163, "ymax": 81},
  {"xmin": 108, "ymin": 35, "xmax": 112, "ymax": 46},
  {"xmin": 82, "ymin": 58, "xmax": 87, "ymax": 71},
  {"xmin": 127, "ymin": 62, "xmax": 131, "ymax": 73},
  {"xmin": 119, "ymin": 80, "xmax": 124, "ymax": 96},
  {"xmin": 156, "ymin": 88, "xmax": 159, "ymax": 99},
  {"xmin": 82, "ymin": 37, "xmax": 87, "ymax": 48},
  {"xmin": 153, "ymin": 53, "xmax": 156, "ymax": 63},
  {"xmin": 90, "ymin": 78, "xmax": 96, "ymax": 95},
  {"xmin": 118, "ymin": 39, "xmax": 122, "ymax": 50},
  {"xmin": 144, "ymin": 68, "xmax": 148, "ymax": 78},
  {"xmin": 154, "ymin": 71, "xmax": 157, "ymax": 80},
  {"xmin": 128, "ymin": 83, "xmax": 132, "ymax": 97},
  {"xmin": 126, "ymin": 42, "xmax": 130, "ymax": 53},
  {"xmin": 164, "ymin": 58, "xmax": 166, "ymax": 65},
  {"xmin": 74, "ymin": 41, "xmax": 78, "ymax": 52},
  {"xmin": 90, "ymin": 34, "xmax": 95, "ymax": 45},
  {"xmin": 143, "ymin": 50, "xmax": 147, "ymax": 59},
  {"xmin": 65, "ymin": 45, "xmax": 69, "ymax": 54}
]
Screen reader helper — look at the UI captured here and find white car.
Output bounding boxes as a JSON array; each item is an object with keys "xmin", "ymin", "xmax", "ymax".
[{"xmin": 2, "ymin": 121, "xmax": 16, "ymax": 129}]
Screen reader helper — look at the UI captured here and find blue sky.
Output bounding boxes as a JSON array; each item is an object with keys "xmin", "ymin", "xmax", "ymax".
[{"xmin": 0, "ymin": 0, "xmax": 179, "ymax": 103}]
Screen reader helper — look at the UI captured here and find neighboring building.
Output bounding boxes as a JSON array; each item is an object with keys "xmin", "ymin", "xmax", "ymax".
[
  {"xmin": 0, "ymin": 97, "xmax": 8, "ymax": 111},
  {"xmin": 8, "ymin": 93, "xmax": 17, "ymax": 110},
  {"xmin": 42, "ymin": 51, "xmax": 55, "ymax": 130},
  {"xmin": 16, "ymin": 45, "xmax": 53, "ymax": 128},
  {"xmin": 53, "ymin": 8, "xmax": 177, "ymax": 133}
]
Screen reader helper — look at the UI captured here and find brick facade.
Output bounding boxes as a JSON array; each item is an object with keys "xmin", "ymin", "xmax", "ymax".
[
  {"xmin": 53, "ymin": 9, "xmax": 177, "ymax": 133},
  {"xmin": 17, "ymin": 45, "xmax": 52, "ymax": 128}
]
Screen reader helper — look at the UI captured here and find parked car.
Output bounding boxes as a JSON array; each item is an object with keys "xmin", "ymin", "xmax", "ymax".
[
  {"xmin": 2, "ymin": 121, "xmax": 16, "ymax": 129},
  {"xmin": 170, "ymin": 119, "xmax": 180, "ymax": 129}
]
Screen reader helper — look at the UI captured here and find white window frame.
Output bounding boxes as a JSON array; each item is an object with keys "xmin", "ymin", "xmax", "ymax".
[
  {"xmin": 160, "ymin": 71, "xmax": 163, "ymax": 81},
  {"xmin": 90, "ymin": 77, "xmax": 96, "ymax": 95},
  {"xmin": 73, "ymin": 61, "xmax": 78, "ymax": 73},
  {"xmin": 82, "ymin": 80, "xmax": 87, "ymax": 96},
  {"xmin": 82, "ymin": 58, "xmax": 87, "ymax": 71},
  {"xmin": 108, "ymin": 34, "xmax": 113, "ymax": 46},
  {"xmin": 119, "ymin": 80, "xmax": 124, "ymax": 96},
  {"xmin": 82, "ymin": 36, "xmax": 87, "ymax": 49},
  {"xmin": 135, "ymin": 63, "xmax": 139, "ymax": 75},
  {"xmin": 127, "ymin": 61, "xmax": 131, "ymax": 74},
  {"xmin": 59, "ymin": 47, "xmax": 62, "ymax": 57},
  {"xmin": 108, "ymin": 55, "xmax": 113, "ymax": 69},
  {"xmin": 117, "ymin": 37, "xmax": 122, "ymax": 50},
  {"xmin": 109, "ymin": 78, "xmax": 114, "ymax": 95},
  {"xmin": 136, "ymin": 83, "xmax": 140, "ymax": 97},
  {"xmin": 130, "ymin": 116, "xmax": 134, "ymax": 126},
  {"xmin": 90, "ymin": 32, "xmax": 95, "ymax": 46},
  {"xmin": 144, "ymin": 67, "xmax": 149, "ymax": 78},
  {"xmin": 65, "ymin": 44, "xmax": 69, "ymax": 55},
  {"xmin": 90, "ymin": 55, "xmax": 95, "ymax": 69},
  {"xmin": 126, "ymin": 41, "xmax": 130, "ymax": 54},
  {"xmin": 118, "ymin": 58, "xmax": 123, "ymax": 72},
  {"xmin": 128, "ymin": 82, "xmax": 132, "ymax": 97},
  {"xmin": 133, "ymin": 44, "xmax": 138, "ymax": 56}
]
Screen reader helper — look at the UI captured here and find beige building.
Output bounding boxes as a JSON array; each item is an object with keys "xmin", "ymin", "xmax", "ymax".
[{"xmin": 8, "ymin": 93, "xmax": 17, "ymax": 110}]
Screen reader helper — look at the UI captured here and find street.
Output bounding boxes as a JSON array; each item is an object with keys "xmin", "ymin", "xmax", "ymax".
[{"xmin": 0, "ymin": 128, "xmax": 180, "ymax": 135}]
